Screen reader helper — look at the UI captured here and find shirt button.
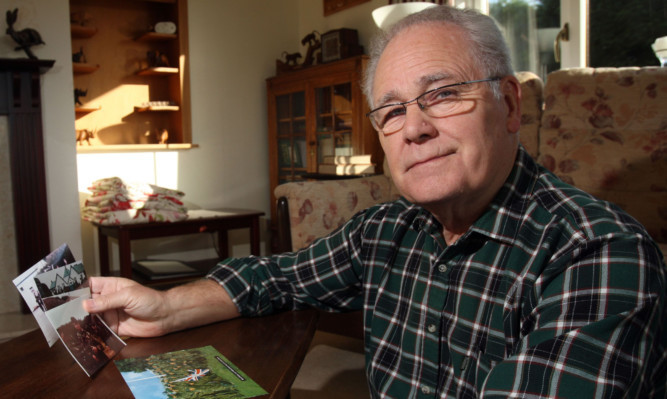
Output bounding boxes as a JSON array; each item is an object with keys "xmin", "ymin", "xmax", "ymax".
[
  {"xmin": 421, "ymin": 385, "xmax": 431, "ymax": 394},
  {"xmin": 438, "ymin": 264, "xmax": 447, "ymax": 273},
  {"xmin": 427, "ymin": 324, "xmax": 437, "ymax": 333}
]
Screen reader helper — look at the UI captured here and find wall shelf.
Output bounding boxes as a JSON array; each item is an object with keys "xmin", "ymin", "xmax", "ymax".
[
  {"xmin": 136, "ymin": 32, "xmax": 177, "ymax": 42},
  {"xmin": 136, "ymin": 67, "xmax": 179, "ymax": 76},
  {"xmin": 71, "ymin": 24, "xmax": 97, "ymax": 38},
  {"xmin": 76, "ymin": 143, "xmax": 197, "ymax": 153},
  {"xmin": 134, "ymin": 105, "xmax": 180, "ymax": 112},
  {"xmin": 72, "ymin": 63, "xmax": 100, "ymax": 74},
  {"xmin": 75, "ymin": 106, "xmax": 101, "ymax": 118}
]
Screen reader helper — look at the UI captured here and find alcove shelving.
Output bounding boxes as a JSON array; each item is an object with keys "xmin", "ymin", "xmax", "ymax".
[{"xmin": 70, "ymin": 0, "xmax": 191, "ymax": 151}]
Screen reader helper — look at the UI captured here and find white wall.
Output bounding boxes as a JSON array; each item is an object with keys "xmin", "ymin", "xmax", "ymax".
[
  {"xmin": 0, "ymin": 0, "xmax": 389, "ymax": 291},
  {"xmin": 0, "ymin": 0, "xmax": 81, "ymax": 312}
]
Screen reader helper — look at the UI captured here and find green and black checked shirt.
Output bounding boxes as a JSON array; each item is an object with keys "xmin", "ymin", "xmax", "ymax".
[{"xmin": 208, "ymin": 146, "xmax": 666, "ymax": 398}]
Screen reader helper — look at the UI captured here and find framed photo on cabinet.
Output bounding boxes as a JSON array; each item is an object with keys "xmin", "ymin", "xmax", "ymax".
[{"xmin": 323, "ymin": 0, "xmax": 370, "ymax": 16}]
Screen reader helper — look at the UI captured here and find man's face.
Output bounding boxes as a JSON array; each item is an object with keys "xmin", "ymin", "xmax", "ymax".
[{"xmin": 372, "ymin": 23, "xmax": 520, "ymax": 213}]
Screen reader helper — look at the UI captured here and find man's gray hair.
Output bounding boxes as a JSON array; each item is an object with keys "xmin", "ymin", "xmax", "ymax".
[{"xmin": 362, "ymin": 5, "xmax": 514, "ymax": 108}]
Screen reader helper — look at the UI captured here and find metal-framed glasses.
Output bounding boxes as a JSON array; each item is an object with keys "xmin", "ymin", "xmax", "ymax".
[{"xmin": 366, "ymin": 77, "xmax": 502, "ymax": 135}]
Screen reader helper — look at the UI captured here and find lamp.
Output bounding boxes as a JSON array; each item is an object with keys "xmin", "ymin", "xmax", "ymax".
[
  {"xmin": 372, "ymin": 2, "xmax": 438, "ymax": 30},
  {"xmin": 652, "ymin": 36, "xmax": 667, "ymax": 67}
]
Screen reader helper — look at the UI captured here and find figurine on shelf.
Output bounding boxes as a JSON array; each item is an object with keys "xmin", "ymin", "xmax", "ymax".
[
  {"xmin": 147, "ymin": 50, "xmax": 170, "ymax": 67},
  {"xmin": 283, "ymin": 51, "xmax": 302, "ymax": 66},
  {"xmin": 275, "ymin": 51, "xmax": 301, "ymax": 74},
  {"xmin": 301, "ymin": 30, "xmax": 321, "ymax": 67},
  {"xmin": 72, "ymin": 47, "xmax": 87, "ymax": 64},
  {"xmin": 159, "ymin": 128, "xmax": 169, "ymax": 144},
  {"xmin": 6, "ymin": 8, "xmax": 45, "ymax": 59},
  {"xmin": 70, "ymin": 11, "xmax": 92, "ymax": 27},
  {"xmin": 76, "ymin": 129, "xmax": 94, "ymax": 146},
  {"xmin": 74, "ymin": 88, "xmax": 87, "ymax": 106}
]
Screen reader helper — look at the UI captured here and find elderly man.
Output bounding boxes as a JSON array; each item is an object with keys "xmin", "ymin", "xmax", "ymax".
[{"xmin": 85, "ymin": 5, "xmax": 666, "ymax": 398}]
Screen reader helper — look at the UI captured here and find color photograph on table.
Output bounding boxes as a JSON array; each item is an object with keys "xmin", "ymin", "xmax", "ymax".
[{"xmin": 116, "ymin": 345, "xmax": 267, "ymax": 399}]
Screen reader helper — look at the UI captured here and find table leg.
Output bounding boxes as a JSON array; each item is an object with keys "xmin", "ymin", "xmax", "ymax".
[
  {"xmin": 250, "ymin": 215, "xmax": 261, "ymax": 256},
  {"xmin": 218, "ymin": 229, "xmax": 229, "ymax": 259},
  {"xmin": 118, "ymin": 230, "xmax": 133, "ymax": 279},
  {"xmin": 98, "ymin": 229, "xmax": 110, "ymax": 276}
]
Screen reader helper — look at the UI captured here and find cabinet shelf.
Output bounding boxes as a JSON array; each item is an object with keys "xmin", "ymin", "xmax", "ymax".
[
  {"xmin": 136, "ymin": 32, "xmax": 178, "ymax": 42},
  {"xmin": 73, "ymin": 63, "xmax": 100, "ymax": 74},
  {"xmin": 71, "ymin": 24, "xmax": 97, "ymax": 38},
  {"xmin": 136, "ymin": 67, "xmax": 179, "ymax": 76},
  {"xmin": 278, "ymin": 117, "xmax": 306, "ymax": 123}
]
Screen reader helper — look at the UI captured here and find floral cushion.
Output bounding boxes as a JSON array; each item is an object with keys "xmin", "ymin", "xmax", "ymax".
[
  {"xmin": 274, "ymin": 175, "xmax": 393, "ymax": 251},
  {"xmin": 538, "ymin": 67, "xmax": 667, "ymax": 243},
  {"xmin": 516, "ymin": 71, "xmax": 544, "ymax": 158}
]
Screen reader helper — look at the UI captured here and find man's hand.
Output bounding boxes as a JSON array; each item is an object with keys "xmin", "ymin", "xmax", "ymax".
[
  {"xmin": 84, "ymin": 277, "xmax": 170, "ymax": 337},
  {"xmin": 84, "ymin": 276, "xmax": 240, "ymax": 338}
]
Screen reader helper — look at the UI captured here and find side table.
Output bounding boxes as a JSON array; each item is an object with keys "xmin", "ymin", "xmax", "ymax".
[{"xmin": 92, "ymin": 208, "xmax": 264, "ymax": 281}]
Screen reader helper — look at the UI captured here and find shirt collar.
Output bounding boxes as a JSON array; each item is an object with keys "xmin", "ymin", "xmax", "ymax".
[
  {"xmin": 398, "ymin": 145, "xmax": 539, "ymax": 246},
  {"xmin": 470, "ymin": 145, "xmax": 540, "ymax": 245}
]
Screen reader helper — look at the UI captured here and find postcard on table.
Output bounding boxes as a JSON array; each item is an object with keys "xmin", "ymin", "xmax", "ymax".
[{"xmin": 115, "ymin": 345, "xmax": 268, "ymax": 399}]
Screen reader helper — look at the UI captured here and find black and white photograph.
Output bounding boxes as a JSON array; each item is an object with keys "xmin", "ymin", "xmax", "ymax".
[
  {"xmin": 34, "ymin": 261, "xmax": 90, "ymax": 309},
  {"xmin": 12, "ymin": 264, "xmax": 59, "ymax": 347}
]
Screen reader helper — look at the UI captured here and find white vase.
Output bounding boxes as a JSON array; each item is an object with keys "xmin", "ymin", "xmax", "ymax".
[{"xmin": 651, "ymin": 36, "xmax": 667, "ymax": 67}]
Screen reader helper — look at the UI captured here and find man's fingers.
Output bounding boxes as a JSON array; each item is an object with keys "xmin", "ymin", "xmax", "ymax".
[
  {"xmin": 88, "ymin": 276, "xmax": 133, "ymax": 296},
  {"xmin": 84, "ymin": 289, "xmax": 127, "ymax": 313}
]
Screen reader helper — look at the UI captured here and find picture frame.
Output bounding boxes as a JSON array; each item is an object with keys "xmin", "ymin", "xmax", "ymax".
[{"xmin": 323, "ymin": 0, "xmax": 370, "ymax": 16}]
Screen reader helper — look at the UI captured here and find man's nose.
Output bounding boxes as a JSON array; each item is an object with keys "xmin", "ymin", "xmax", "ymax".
[{"xmin": 402, "ymin": 102, "xmax": 437, "ymax": 143}]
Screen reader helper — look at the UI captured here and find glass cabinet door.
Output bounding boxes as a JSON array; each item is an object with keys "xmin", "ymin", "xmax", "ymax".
[
  {"xmin": 275, "ymin": 91, "xmax": 306, "ymax": 183},
  {"xmin": 315, "ymin": 83, "xmax": 353, "ymax": 168}
]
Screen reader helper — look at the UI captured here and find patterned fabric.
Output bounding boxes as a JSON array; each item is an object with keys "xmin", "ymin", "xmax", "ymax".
[
  {"xmin": 274, "ymin": 174, "xmax": 395, "ymax": 250},
  {"xmin": 538, "ymin": 67, "xmax": 667, "ymax": 244},
  {"xmin": 81, "ymin": 177, "xmax": 188, "ymax": 225},
  {"xmin": 516, "ymin": 71, "xmax": 544, "ymax": 158},
  {"xmin": 210, "ymin": 147, "xmax": 666, "ymax": 398}
]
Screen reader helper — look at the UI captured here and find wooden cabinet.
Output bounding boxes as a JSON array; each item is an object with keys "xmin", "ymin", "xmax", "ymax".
[
  {"xmin": 266, "ymin": 56, "xmax": 383, "ymax": 233},
  {"xmin": 69, "ymin": 0, "xmax": 191, "ymax": 150}
]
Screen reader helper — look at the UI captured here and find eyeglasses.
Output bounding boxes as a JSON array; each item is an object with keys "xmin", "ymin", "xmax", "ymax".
[{"xmin": 366, "ymin": 77, "xmax": 502, "ymax": 135}]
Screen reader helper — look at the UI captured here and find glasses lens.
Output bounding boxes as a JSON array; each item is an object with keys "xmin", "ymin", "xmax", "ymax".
[{"xmin": 372, "ymin": 105, "xmax": 405, "ymax": 135}]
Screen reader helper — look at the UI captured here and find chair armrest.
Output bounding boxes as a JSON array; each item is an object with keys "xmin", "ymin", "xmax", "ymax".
[
  {"xmin": 274, "ymin": 175, "xmax": 393, "ymax": 251},
  {"xmin": 276, "ymin": 196, "xmax": 293, "ymax": 253}
]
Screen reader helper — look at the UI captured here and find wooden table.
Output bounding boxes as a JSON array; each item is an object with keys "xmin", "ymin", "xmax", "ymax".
[
  {"xmin": 0, "ymin": 309, "xmax": 318, "ymax": 398},
  {"xmin": 93, "ymin": 208, "xmax": 264, "ymax": 280}
]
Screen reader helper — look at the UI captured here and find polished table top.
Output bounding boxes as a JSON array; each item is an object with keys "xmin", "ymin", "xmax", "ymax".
[{"xmin": 0, "ymin": 309, "xmax": 318, "ymax": 399}]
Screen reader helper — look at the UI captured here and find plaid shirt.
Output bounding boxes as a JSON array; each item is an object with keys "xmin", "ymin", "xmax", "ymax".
[{"xmin": 208, "ymin": 147, "xmax": 666, "ymax": 398}]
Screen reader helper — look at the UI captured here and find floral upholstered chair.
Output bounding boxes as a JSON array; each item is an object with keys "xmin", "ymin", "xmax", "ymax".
[{"xmin": 537, "ymin": 67, "xmax": 667, "ymax": 248}]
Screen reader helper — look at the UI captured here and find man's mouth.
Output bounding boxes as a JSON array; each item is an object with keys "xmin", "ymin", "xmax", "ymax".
[{"xmin": 407, "ymin": 152, "xmax": 453, "ymax": 171}]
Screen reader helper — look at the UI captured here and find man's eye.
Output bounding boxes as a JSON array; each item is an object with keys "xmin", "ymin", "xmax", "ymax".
[
  {"xmin": 381, "ymin": 106, "xmax": 405, "ymax": 123},
  {"xmin": 428, "ymin": 88, "xmax": 458, "ymax": 103}
]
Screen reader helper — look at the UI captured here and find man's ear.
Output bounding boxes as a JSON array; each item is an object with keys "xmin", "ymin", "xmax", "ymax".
[{"xmin": 501, "ymin": 76, "xmax": 522, "ymax": 134}]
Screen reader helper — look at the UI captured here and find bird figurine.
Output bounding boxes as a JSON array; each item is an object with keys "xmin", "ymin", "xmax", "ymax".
[{"xmin": 6, "ymin": 8, "xmax": 45, "ymax": 59}]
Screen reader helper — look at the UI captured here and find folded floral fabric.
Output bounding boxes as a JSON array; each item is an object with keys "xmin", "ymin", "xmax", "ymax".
[
  {"xmin": 81, "ymin": 177, "xmax": 188, "ymax": 225},
  {"xmin": 82, "ymin": 208, "xmax": 189, "ymax": 225}
]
